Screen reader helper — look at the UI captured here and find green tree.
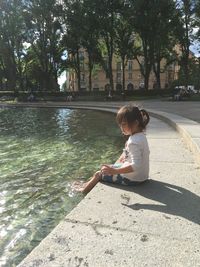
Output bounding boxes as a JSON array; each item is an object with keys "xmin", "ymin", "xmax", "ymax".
[
  {"xmin": 0, "ymin": 0, "xmax": 26, "ymax": 92},
  {"xmin": 81, "ymin": 0, "xmax": 101, "ymax": 91},
  {"xmin": 0, "ymin": 55, "xmax": 6, "ymax": 90},
  {"xmin": 93, "ymin": 0, "xmax": 121, "ymax": 91},
  {"xmin": 151, "ymin": 0, "xmax": 177, "ymax": 89},
  {"xmin": 115, "ymin": 2, "xmax": 135, "ymax": 93},
  {"xmin": 62, "ymin": 0, "xmax": 85, "ymax": 91},
  {"xmin": 24, "ymin": 0, "xmax": 63, "ymax": 91},
  {"xmin": 131, "ymin": 0, "xmax": 155, "ymax": 90},
  {"xmin": 24, "ymin": 46, "xmax": 44, "ymax": 91},
  {"xmin": 194, "ymin": 0, "xmax": 200, "ymax": 53},
  {"xmin": 174, "ymin": 0, "xmax": 196, "ymax": 88}
]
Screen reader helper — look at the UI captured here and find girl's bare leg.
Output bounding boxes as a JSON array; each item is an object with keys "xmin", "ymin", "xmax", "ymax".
[{"xmin": 74, "ymin": 171, "xmax": 102, "ymax": 194}]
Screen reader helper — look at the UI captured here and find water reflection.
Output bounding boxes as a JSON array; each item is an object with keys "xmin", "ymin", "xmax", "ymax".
[{"xmin": 0, "ymin": 107, "xmax": 123, "ymax": 266}]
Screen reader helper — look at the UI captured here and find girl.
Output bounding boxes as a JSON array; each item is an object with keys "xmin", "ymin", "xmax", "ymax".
[{"xmin": 74, "ymin": 104, "xmax": 150, "ymax": 194}]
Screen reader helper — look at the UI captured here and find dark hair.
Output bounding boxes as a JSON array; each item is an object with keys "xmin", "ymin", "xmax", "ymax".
[{"xmin": 116, "ymin": 104, "xmax": 150, "ymax": 130}]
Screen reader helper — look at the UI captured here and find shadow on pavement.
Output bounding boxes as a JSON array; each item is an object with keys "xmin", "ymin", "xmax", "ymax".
[{"xmin": 106, "ymin": 179, "xmax": 200, "ymax": 225}]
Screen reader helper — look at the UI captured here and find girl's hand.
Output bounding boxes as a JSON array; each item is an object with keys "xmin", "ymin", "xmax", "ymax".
[{"xmin": 101, "ymin": 164, "xmax": 117, "ymax": 175}]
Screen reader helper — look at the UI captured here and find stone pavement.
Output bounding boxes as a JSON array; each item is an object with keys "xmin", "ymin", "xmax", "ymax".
[
  {"xmin": 17, "ymin": 103, "xmax": 200, "ymax": 267},
  {"xmin": 141, "ymin": 100, "xmax": 200, "ymax": 123},
  {"xmin": 95, "ymin": 100, "xmax": 200, "ymax": 123}
]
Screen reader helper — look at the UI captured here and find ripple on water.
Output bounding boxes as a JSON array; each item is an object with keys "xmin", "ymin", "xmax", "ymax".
[{"xmin": 0, "ymin": 107, "xmax": 123, "ymax": 266}]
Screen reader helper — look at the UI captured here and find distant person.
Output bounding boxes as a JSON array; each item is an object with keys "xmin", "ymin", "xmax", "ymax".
[
  {"xmin": 106, "ymin": 90, "xmax": 113, "ymax": 101},
  {"xmin": 121, "ymin": 91, "xmax": 125, "ymax": 101},
  {"xmin": 73, "ymin": 104, "xmax": 150, "ymax": 194},
  {"xmin": 67, "ymin": 93, "xmax": 75, "ymax": 101},
  {"xmin": 27, "ymin": 93, "xmax": 35, "ymax": 102},
  {"xmin": 66, "ymin": 95, "xmax": 73, "ymax": 101}
]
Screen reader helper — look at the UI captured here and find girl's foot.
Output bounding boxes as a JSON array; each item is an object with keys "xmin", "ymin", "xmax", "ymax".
[{"xmin": 72, "ymin": 181, "xmax": 89, "ymax": 193}]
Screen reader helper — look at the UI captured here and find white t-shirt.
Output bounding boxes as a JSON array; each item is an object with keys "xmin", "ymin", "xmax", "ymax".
[{"xmin": 121, "ymin": 132, "xmax": 150, "ymax": 182}]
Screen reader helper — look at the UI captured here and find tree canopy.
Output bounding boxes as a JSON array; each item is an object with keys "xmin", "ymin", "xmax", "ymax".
[{"xmin": 0, "ymin": 0, "xmax": 199, "ymax": 92}]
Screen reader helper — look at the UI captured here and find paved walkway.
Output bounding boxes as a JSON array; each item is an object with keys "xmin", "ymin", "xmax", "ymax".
[
  {"xmin": 99, "ymin": 100, "xmax": 200, "ymax": 123},
  {"xmin": 17, "ymin": 103, "xmax": 200, "ymax": 267},
  {"xmin": 138, "ymin": 100, "xmax": 200, "ymax": 123}
]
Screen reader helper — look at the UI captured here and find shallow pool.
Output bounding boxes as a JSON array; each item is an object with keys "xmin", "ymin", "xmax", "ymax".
[{"xmin": 0, "ymin": 107, "xmax": 123, "ymax": 266}]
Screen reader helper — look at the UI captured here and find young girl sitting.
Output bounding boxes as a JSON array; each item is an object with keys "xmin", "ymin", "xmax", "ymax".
[{"xmin": 74, "ymin": 104, "xmax": 150, "ymax": 194}]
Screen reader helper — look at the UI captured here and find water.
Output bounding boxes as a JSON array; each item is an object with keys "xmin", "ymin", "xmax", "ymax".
[{"xmin": 0, "ymin": 107, "xmax": 123, "ymax": 266}]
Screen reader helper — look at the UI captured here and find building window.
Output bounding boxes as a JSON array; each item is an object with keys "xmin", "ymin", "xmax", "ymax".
[
  {"xmin": 116, "ymin": 72, "xmax": 121, "ymax": 83},
  {"xmin": 127, "ymin": 83, "xmax": 134, "ymax": 91},
  {"xmin": 117, "ymin": 62, "xmax": 122, "ymax": 71},
  {"xmin": 80, "ymin": 62, "xmax": 84, "ymax": 71},
  {"xmin": 128, "ymin": 61, "xmax": 133, "ymax": 71},
  {"xmin": 128, "ymin": 72, "xmax": 132, "ymax": 79},
  {"xmin": 81, "ymin": 73, "xmax": 85, "ymax": 81},
  {"xmin": 116, "ymin": 83, "xmax": 122, "ymax": 91},
  {"xmin": 79, "ymin": 51, "xmax": 84, "ymax": 60}
]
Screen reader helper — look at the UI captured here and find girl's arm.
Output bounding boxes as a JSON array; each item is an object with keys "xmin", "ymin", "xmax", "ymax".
[
  {"xmin": 101, "ymin": 164, "xmax": 133, "ymax": 175},
  {"xmin": 115, "ymin": 152, "xmax": 125, "ymax": 164},
  {"xmin": 115, "ymin": 141, "xmax": 128, "ymax": 163}
]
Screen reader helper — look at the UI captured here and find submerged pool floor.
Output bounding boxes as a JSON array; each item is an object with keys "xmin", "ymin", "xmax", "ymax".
[{"xmin": 0, "ymin": 107, "xmax": 123, "ymax": 266}]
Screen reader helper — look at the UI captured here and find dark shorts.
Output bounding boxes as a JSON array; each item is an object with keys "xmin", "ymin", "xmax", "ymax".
[{"xmin": 101, "ymin": 174, "xmax": 145, "ymax": 186}]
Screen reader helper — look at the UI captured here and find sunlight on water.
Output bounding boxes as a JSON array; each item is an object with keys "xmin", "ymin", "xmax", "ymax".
[{"xmin": 0, "ymin": 107, "xmax": 123, "ymax": 266}]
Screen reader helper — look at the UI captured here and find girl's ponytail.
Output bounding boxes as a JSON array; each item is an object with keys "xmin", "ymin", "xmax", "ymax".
[{"xmin": 140, "ymin": 109, "xmax": 150, "ymax": 128}]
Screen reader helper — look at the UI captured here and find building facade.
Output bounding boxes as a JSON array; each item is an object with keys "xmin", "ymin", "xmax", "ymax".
[{"xmin": 67, "ymin": 48, "xmax": 180, "ymax": 92}]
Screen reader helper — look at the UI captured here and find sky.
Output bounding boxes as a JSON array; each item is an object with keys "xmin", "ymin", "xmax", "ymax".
[
  {"xmin": 190, "ymin": 43, "xmax": 200, "ymax": 56},
  {"xmin": 58, "ymin": 71, "xmax": 66, "ymax": 88}
]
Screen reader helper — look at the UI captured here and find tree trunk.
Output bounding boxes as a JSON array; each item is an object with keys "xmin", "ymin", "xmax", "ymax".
[
  {"xmin": 89, "ymin": 69, "xmax": 92, "ymax": 91},
  {"xmin": 7, "ymin": 67, "xmax": 17, "ymax": 92},
  {"xmin": 108, "ymin": 58, "xmax": 114, "ymax": 91},
  {"xmin": 182, "ymin": 5, "xmax": 190, "ymax": 89},
  {"xmin": 0, "ymin": 77, "xmax": 2, "ymax": 91},
  {"xmin": 3, "ymin": 49, "xmax": 17, "ymax": 91},
  {"xmin": 142, "ymin": 39, "xmax": 153, "ymax": 91},
  {"xmin": 88, "ymin": 53, "xmax": 93, "ymax": 91},
  {"xmin": 156, "ymin": 71, "xmax": 161, "ymax": 89},
  {"xmin": 53, "ymin": 71, "xmax": 59, "ymax": 91},
  {"xmin": 122, "ymin": 57, "xmax": 125, "ymax": 93},
  {"xmin": 104, "ymin": 32, "xmax": 114, "ymax": 91},
  {"xmin": 76, "ymin": 49, "xmax": 81, "ymax": 91},
  {"xmin": 183, "ymin": 52, "xmax": 189, "ymax": 88},
  {"xmin": 144, "ymin": 58, "xmax": 151, "ymax": 91},
  {"xmin": 153, "ymin": 59, "xmax": 161, "ymax": 89},
  {"xmin": 144, "ymin": 72, "xmax": 150, "ymax": 91}
]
